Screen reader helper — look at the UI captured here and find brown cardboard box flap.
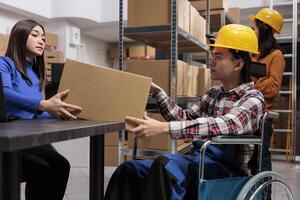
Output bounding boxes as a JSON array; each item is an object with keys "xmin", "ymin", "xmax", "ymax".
[
  {"xmin": 58, "ymin": 59, "xmax": 152, "ymax": 129},
  {"xmin": 45, "ymin": 32, "xmax": 58, "ymax": 48}
]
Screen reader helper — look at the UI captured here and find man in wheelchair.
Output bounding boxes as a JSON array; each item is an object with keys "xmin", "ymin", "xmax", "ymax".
[{"xmin": 104, "ymin": 24, "xmax": 265, "ymax": 200}]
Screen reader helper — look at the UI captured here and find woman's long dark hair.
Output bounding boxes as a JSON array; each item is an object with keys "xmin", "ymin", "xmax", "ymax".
[
  {"xmin": 5, "ymin": 19, "xmax": 45, "ymax": 90},
  {"xmin": 256, "ymin": 19, "xmax": 281, "ymax": 59},
  {"xmin": 230, "ymin": 49, "xmax": 252, "ymax": 84}
]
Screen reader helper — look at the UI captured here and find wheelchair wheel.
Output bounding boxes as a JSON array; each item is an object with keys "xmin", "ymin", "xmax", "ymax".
[{"xmin": 236, "ymin": 171, "xmax": 293, "ymax": 200}]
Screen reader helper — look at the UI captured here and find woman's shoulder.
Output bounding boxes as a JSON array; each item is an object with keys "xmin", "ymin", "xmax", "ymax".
[
  {"xmin": 269, "ymin": 49, "xmax": 284, "ymax": 57},
  {"xmin": 0, "ymin": 56, "xmax": 15, "ymax": 66}
]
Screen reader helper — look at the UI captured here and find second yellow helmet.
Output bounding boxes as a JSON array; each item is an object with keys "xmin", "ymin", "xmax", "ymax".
[
  {"xmin": 248, "ymin": 8, "xmax": 284, "ymax": 34},
  {"xmin": 209, "ymin": 24, "xmax": 259, "ymax": 55}
]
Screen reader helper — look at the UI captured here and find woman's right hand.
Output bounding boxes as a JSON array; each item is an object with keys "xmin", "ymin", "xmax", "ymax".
[
  {"xmin": 150, "ymin": 82, "xmax": 163, "ymax": 95},
  {"xmin": 39, "ymin": 89, "xmax": 82, "ymax": 120}
]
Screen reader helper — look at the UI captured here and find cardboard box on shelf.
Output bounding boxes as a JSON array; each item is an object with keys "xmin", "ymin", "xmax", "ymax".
[
  {"xmin": 128, "ymin": 0, "xmax": 190, "ymax": 33},
  {"xmin": 45, "ymin": 63, "xmax": 52, "ymax": 71},
  {"xmin": 228, "ymin": 7, "xmax": 240, "ymax": 23},
  {"xmin": 0, "ymin": 50, "xmax": 6, "ymax": 56},
  {"xmin": 45, "ymin": 69, "xmax": 51, "ymax": 76},
  {"xmin": 146, "ymin": 46, "xmax": 156, "ymax": 58},
  {"xmin": 105, "ymin": 132, "xmax": 119, "ymax": 147},
  {"xmin": 45, "ymin": 32, "xmax": 58, "ymax": 48},
  {"xmin": 191, "ymin": 0, "xmax": 228, "ymax": 11},
  {"xmin": 211, "ymin": 79, "xmax": 222, "ymax": 87},
  {"xmin": 190, "ymin": 5, "xmax": 206, "ymax": 44},
  {"xmin": 128, "ymin": 45, "xmax": 146, "ymax": 57},
  {"xmin": 125, "ymin": 60, "xmax": 187, "ymax": 96},
  {"xmin": 195, "ymin": 66, "xmax": 211, "ymax": 96},
  {"xmin": 0, "ymin": 34, "xmax": 9, "ymax": 51},
  {"xmin": 44, "ymin": 51, "xmax": 65, "ymax": 63},
  {"xmin": 127, "ymin": 113, "xmax": 185, "ymax": 150},
  {"xmin": 109, "ymin": 45, "xmax": 127, "ymax": 59},
  {"xmin": 183, "ymin": 64, "xmax": 195, "ymax": 96},
  {"xmin": 46, "ymin": 76, "xmax": 51, "ymax": 82},
  {"xmin": 128, "ymin": 45, "xmax": 156, "ymax": 59},
  {"xmin": 105, "ymin": 146, "xmax": 119, "ymax": 166},
  {"xmin": 58, "ymin": 59, "xmax": 152, "ymax": 129}
]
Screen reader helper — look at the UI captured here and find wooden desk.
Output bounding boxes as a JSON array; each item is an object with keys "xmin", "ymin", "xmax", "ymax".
[{"xmin": 0, "ymin": 119, "xmax": 125, "ymax": 200}]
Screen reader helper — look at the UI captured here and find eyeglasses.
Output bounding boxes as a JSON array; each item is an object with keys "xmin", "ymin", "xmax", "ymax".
[{"xmin": 210, "ymin": 53, "xmax": 232, "ymax": 61}]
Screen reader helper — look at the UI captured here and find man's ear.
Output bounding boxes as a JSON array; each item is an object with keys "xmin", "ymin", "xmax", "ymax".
[{"xmin": 234, "ymin": 59, "xmax": 244, "ymax": 71}]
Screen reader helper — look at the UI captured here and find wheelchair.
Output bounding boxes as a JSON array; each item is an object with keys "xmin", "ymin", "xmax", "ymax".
[
  {"xmin": 198, "ymin": 111, "xmax": 293, "ymax": 200},
  {"xmin": 132, "ymin": 111, "xmax": 294, "ymax": 200}
]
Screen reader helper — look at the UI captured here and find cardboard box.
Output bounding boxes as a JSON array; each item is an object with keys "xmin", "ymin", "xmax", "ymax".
[
  {"xmin": 183, "ymin": 64, "xmax": 194, "ymax": 96},
  {"xmin": 109, "ymin": 45, "xmax": 127, "ymax": 59},
  {"xmin": 0, "ymin": 34, "xmax": 9, "ymax": 51},
  {"xmin": 128, "ymin": 0, "xmax": 190, "ymax": 33},
  {"xmin": 190, "ymin": 5, "xmax": 206, "ymax": 44},
  {"xmin": 195, "ymin": 66, "xmax": 211, "ymax": 96},
  {"xmin": 45, "ymin": 63, "xmax": 52, "ymax": 71},
  {"xmin": 45, "ymin": 32, "xmax": 58, "ymax": 48},
  {"xmin": 105, "ymin": 146, "xmax": 119, "ymax": 166},
  {"xmin": 44, "ymin": 51, "xmax": 65, "ymax": 63},
  {"xmin": 128, "ymin": 45, "xmax": 156, "ymax": 59},
  {"xmin": 127, "ymin": 113, "xmax": 185, "ymax": 150},
  {"xmin": 211, "ymin": 79, "xmax": 222, "ymax": 87},
  {"xmin": 128, "ymin": 45, "xmax": 146, "ymax": 57},
  {"xmin": 0, "ymin": 50, "xmax": 6, "ymax": 56},
  {"xmin": 228, "ymin": 7, "xmax": 240, "ymax": 23},
  {"xmin": 146, "ymin": 46, "xmax": 156, "ymax": 58},
  {"xmin": 58, "ymin": 59, "xmax": 152, "ymax": 128},
  {"xmin": 191, "ymin": 0, "xmax": 228, "ymax": 11},
  {"xmin": 125, "ymin": 60, "xmax": 186, "ymax": 96},
  {"xmin": 105, "ymin": 132, "xmax": 119, "ymax": 146}
]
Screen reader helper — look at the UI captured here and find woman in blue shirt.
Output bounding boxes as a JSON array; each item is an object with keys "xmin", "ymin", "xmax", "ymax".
[{"xmin": 0, "ymin": 19, "xmax": 82, "ymax": 200}]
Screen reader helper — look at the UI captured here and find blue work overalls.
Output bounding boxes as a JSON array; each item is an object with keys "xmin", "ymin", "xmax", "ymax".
[{"xmin": 104, "ymin": 90, "xmax": 240, "ymax": 200}]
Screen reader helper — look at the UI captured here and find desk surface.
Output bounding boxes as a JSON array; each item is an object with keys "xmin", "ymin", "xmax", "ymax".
[{"xmin": 0, "ymin": 119, "xmax": 125, "ymax": 151}]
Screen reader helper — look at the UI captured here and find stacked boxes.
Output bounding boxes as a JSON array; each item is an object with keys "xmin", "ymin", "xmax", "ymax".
[
  {"xmin": 105, "ymin": 132, "xmax": 120, "ymax": 166},
  {"xmin": 228, "ymin": 7, "xmax": 240, "ymax": 23},
  {"xmin": 45, "ymin": 32, "xmax": 58, "ymax": 50},
  {"xmin": 191, "ymin": 0, "xmax": 229, "ymax": 11},
  {"xmin": 128, "ymin": 0, "xmax": 190, "ymax": 33},
  {"xmin": 125, "ymin": 60, "xmax": 211, "ymax": 97},
  {"xmin": 190, "ymin": 5, "xmax": 206, "ymax": 44},
  {"xmin": 127, "ymin": 0, "xmax": 206, "ymax": 43},
  {"xmin": 128, "ymin": 45, "xmax": 156, "ymax": 59},
  {"xmin": 109, "ymin": 45, "xmax": 156, "ymax": 60},
  {"xmin": 125, "ymin": 60, "xmax": 186, "ymax": 96},
  {"xmin": 124, "ymin": 0, "xmax": 212, "ymax": 154},
  {"xmin": 44, "ymin": 51, "xmax": 65, "ymax": 82},
  {"xmin": 0, "ymin": 34, "xmax": 9, "ymax": 56}
]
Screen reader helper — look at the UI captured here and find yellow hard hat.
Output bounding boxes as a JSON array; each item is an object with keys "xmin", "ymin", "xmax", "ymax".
[
  {"xmin": 209, "ymin": 24, "xmax": 259, "ymax": 54},
  {"xmin": 249, "ymin": 8, "xmax": 284, "ymax": 34}
]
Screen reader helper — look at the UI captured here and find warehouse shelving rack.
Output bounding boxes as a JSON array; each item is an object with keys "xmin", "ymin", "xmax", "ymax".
[
  {"xmin": 193, "ymin": 4, "xmax": 237, "ymax": 61},
  {"xmin": 117, "ymin": 0, "xmax": 210, "ymax": 162},
  {"xmin": 269, "ymin": 0, "xmax": 298, "ymax": 162},
  {"xmin": 200, "ymin": 9, "xmax": 236, "ymax": 33}
]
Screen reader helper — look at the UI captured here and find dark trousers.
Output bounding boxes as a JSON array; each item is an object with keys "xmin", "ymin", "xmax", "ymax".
[
  {"xmin": 261, "ymin": 119, "xmax": 273, "ymax": 171},
  {"xmin": 261, "ymin": 119, "xmax": 273, "ymax": 200},
  {"xmin": 104, "ymin": 143, "xmax": 239, "ymax": 200},
  {"xmin": 21, "ymin": 145, "xmax": 70, "ymax": 200}
]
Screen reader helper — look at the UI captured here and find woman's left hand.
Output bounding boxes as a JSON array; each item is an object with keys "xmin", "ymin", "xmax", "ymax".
[{"xmin": 125, "ymin": 112, "xmax": 169, "ymax": 137}]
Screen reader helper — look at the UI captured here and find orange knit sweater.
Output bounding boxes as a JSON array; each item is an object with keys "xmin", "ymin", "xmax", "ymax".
[{"xmin": 251, "ymin": 49, "xmax": 286, "ymax": 111}]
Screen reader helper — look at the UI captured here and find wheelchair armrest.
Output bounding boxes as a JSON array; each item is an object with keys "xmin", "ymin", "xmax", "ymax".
[
  {"xmin": 211, "ymin": 135, "xmax": 261, "ymax": 145},
  {"xmin": 265, "ymin": 111, "xmax": 279, "ymax": 121},
  {"xmin": 199, "ymin": 134, "xmax": 262, "ymax": 180}
]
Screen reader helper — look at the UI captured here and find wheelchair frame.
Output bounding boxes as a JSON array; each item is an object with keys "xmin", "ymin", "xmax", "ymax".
[{"xmin": 131, "ymin": 111, "xmax": 294, "ymax": 199}]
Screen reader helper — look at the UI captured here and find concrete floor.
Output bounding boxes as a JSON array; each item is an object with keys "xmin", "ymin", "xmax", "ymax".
[{"xmin": 21, "ymin": 160, "xmax": 300, "ymax": 200}]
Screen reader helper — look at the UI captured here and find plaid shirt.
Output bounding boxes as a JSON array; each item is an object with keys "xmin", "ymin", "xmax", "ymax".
[{"xmin": 152, "ymin": 82, "xmax": 265, "ymax": 174}]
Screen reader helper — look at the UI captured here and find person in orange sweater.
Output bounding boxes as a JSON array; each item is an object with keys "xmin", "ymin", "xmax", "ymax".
[{"xmin": 249, "ymin": 8, "xmax": 285, "ymax": 196}]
